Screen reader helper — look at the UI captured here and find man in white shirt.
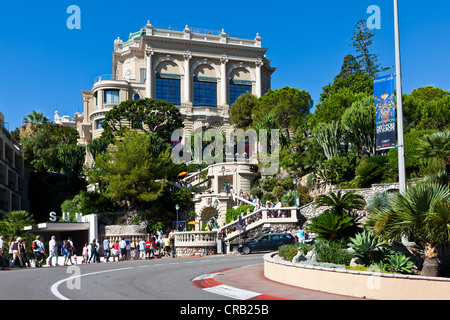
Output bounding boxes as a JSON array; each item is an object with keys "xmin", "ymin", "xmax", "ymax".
[
  {"xmin": 48, "ymin": 236, "xmax": 59, "ymax": 266},
  {"xmin": 33, "ymin": 235, "xmax": 46, "ymax": 268},
  {"xmin": 119, "ymin": 238, "xmax": 127, "ymax": 261}
]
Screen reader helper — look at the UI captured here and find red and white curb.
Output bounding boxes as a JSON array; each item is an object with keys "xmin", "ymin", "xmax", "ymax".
[{"xmin": 192, "ymin": 270, "xmax": 290, "ymax": 300}]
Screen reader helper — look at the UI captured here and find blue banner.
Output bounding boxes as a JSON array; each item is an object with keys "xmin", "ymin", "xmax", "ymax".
[{"xmin": 373, "ymin": 74, "xmax": 396, "ymax": 151}]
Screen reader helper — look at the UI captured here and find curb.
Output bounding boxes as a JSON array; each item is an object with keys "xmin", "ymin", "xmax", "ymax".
[{"xmin": 192, "ymin": 269, "xmax": 292, "ymax": 300}]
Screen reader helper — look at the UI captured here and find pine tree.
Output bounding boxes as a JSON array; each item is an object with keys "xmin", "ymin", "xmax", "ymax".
[{"xmin": 351, "ymin": 19, "xmax": 384, "ymax": 77}]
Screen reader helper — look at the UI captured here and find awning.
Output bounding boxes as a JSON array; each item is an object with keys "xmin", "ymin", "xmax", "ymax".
[{"xmin": 24, "ymin": 222, "xmax": 90, "ymax": 232}]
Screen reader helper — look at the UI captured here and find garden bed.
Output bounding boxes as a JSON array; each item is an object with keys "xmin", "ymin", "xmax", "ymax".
[{"xmin": 264, "ymin": 252, "xmax": 450, "ymax": 300}]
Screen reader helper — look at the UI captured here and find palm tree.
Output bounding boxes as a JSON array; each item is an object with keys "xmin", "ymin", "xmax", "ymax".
[
  {"xmin": 416, "ymin": 131, "xmax": 450, "ymax": 184},
  {"xmin": 314, "ymin": 190, "xmax": 366, "ymax": 216},
  {"xmin": 365, "ymin": 182, "xmax": 450, "ymax": 277},
  {"xmin": 22, "ymin": 110, "xmax": 49, "ymax": 125}
]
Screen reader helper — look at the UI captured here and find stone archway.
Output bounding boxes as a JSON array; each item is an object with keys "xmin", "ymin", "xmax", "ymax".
[{"xmin": 199, "ymin": 207, "xmax": 216, "ymax": 230}]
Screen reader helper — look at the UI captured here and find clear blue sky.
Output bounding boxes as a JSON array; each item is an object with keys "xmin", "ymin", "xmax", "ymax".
[{"xmin": 1, "ymin": 0, "xmax": 449, "ymax": 131}]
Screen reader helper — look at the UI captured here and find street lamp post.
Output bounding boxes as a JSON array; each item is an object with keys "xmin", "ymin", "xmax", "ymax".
[
  {"xmin": 394, "ymin": 0, "xmax": 406, "ymax": 194},
  {"xmin": 175, "ymin": 204, "xmax": 180, "ymax": 231}
]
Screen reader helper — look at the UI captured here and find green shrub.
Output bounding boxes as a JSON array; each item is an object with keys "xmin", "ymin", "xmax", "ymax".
[
  {"xmin": 225, "ymin": 204, "xmax": 254, "ymax": 224},
  {"xmin": 354, "ymin": 155, "xmax": 388, "ymax": 187},
  {"xmin": 314, "ymin": 240, "xmax": 353, "ymax": 265},
  {"xmin": 249, "ymin": 187, "xmax": 263, "ymax": 199},
  {"xmin": 261, "ymin": 192, "xmax": 276, "ymax": 204},
  {"xmin": 307, "ymin": 209, "xmax": 356, "ymax": 241}
]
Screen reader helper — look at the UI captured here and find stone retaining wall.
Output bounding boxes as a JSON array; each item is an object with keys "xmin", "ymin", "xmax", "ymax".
[{"xmin": 263, "ymin": 252, "xmax": 450, "ymax": 300}]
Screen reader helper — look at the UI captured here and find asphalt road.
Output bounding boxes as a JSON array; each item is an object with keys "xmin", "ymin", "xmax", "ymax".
[{"xmin": 0, "ymin": 254, "xmax": 265, "ymax": 300}]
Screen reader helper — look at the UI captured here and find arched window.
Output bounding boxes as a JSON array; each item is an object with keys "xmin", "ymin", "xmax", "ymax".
[
  {"xmin": 155, "ymin": 61, "xmax": 181, "ymax": 105},
  {"xmin": 133, "ymin": 93, "xmax": 140, "ymax": 101},
  {"xmin": 229, "ymin": 68, "xmax": 252, "ymax": 105},
  {"xmin": 193, "ymin": 64, "xmax": 217, "ymax": 107}
]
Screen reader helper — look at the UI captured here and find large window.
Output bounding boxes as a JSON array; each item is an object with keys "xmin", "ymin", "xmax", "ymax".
[
  {"xmin": 229, "ymin": 82, "xmax": 252, "ymax": 106},
  {"xmin": 155, "ymin": 74, "xmax": 181, "ymax": 106},
  {"xmin": 104, "ymin": 90, "xmax": 119, "ymax": 104},
  {"xmin": 193, "ymin": 78, "xmax": 217, "ymax": 107}
]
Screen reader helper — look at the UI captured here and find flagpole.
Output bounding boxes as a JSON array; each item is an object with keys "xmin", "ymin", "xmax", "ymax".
[{"xmin": 394, "ymin": 0, "xmax": 406, "ymax": 193}]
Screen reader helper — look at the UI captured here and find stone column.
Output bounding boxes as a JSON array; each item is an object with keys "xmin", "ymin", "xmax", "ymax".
[
  {"xmin": 220, "ymin": 55, "xmax": 228, "ymax": 106},
  {"xmin": 145, "ymin": 46, "xmax": 154, "ymax": 98},
  {"xmin": 183, "ymin": 50, "xmax": 192, "ymax": 103},
  {"xmin": 255, "ymin": 58, "xmax": 263, "ymax": 98}
]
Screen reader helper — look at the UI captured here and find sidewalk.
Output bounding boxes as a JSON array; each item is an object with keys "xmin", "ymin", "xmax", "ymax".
[{"xmin": 201, "ymin": 264, "xmax": 364, "ymax": 300}]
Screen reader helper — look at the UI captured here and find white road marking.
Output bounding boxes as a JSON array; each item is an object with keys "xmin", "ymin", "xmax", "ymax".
[{"xmin": 50, "ymin": 267, "xmax": 134, "ymax": 300}]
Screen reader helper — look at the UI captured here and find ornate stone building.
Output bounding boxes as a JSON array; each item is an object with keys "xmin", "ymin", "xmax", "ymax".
[{"xmin": 76, "ymin": 21, "xmax": 275, "ymax": 162}]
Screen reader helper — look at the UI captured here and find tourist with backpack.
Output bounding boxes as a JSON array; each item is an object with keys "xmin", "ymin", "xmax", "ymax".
[
  {"xmin": 32, "ymin": 236, "xmax": 45, "ymax": 268},
  {"xmin": 64, "ymin": 237, "xmax": 75, "ymax": 266}
]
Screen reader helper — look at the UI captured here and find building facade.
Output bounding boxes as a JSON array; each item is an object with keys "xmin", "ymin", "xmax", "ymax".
[
  {"xmin": 76, "ymin": 22, "xmax": 275, "ymax": 163},
  {"xmin": 0, "ymin": 112, "xmax": 28, "ymax": 214}
]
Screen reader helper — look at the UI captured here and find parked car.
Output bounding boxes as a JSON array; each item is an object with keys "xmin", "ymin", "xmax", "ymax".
[{"xmin": 238, "ymin": 233, "xmax": 296, "ymax": 255}]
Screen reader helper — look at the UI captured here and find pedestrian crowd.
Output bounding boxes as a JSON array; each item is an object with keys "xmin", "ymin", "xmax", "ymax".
[{"xmin": 0, "ymin": 229, "xmax": 178, "ymax": 269}]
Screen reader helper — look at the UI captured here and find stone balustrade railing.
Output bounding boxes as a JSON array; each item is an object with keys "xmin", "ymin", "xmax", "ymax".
[{"xmin": 174, "ymin": 230, "xmax": 218, "ymax": 247}]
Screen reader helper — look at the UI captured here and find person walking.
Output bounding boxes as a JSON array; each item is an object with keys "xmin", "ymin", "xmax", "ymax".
[
  {"xmin": 119, "ymin": 238, "xmax": 127, "ymax": 261},
  {"xmin": 19, "ymin": 238, "xmax": 29, "ymax": 267},
  {"xmin": 139, "ymin": 239, "xmax": 145, "ymax": 260},
  {"xmin": 88, "ymin": 239, "xmax": 98, "ymax": 263},
  {"xmin": 32, "ymin": 236, "xmax": 45, "ymax": 268},
  {"xmin": 0, "ymin": 236, "xmax": 7, "ymax": 268},
  {"xmin": 103, "ymin": 238, "xmax": 110, "ymax": 262},
  {"xmin": 64, "ymin": 237, "xmax": 75, "ymax": 266},
  {"xmin": 297, "ymin": 226, "xmax": 307, "ymax": 244},
  {"xmin": 82, "ymin": 243, "xmax": 88, "ymax": 264},
  {"xmin": 12, "ymin": 237, "xmax": 23, "ymax": 267},
  {"xmin": 112, "ymin": 240, "xmax": 119, "ymax": 262},
  {"xmin": 48, "ymin": 236, "xmax": 59, "ymax": 266}
]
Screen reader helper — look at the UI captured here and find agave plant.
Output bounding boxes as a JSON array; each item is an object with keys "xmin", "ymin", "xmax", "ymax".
[
  {"xmin": 348, "ymin": 230, "xmax": 385, "ymax": 265},
  {"xmin": 386, "ymin": 252, "xmax": 414, "ymax": 274}
]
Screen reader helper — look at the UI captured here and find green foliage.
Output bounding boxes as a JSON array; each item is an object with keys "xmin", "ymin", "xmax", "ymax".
[
  {"xmin": 0, "ymin": 211, "xmax": 36, "ymax": 238},
  {"xmin": 385, "ymin": 252, "xmax": 414, "ymax": 274},
  {"xmin": 229, "ymin": 92, "xmax": 258, "ymax": 130},
  {"xmin": 22, "ymin": 110, "xmax": 49, "ymax": 125},
  {"xmin": 348, "ymin": 230, "xmax": 384, "ymax": 264},
  {"xmin": 253, "ymin": 86, "xmax": 313, "ymax": 140},
  {"xmin": 313, "ymin": 240, "xmax": 353, "ymax": 265},
  {"xmin": 20, "ymin": 123, "xmax": 79, "ymax": 172},
  {"xmin": 314, "ymin": 190, "xmax": 366, "ymax": 215},
  {"xmin": 351, "ymin": 19, "xmax": 386, "ymax": 77},
  {"xmin": 261, "ymin": 192, "xmax": 276, "ymax": 204},
  {"xmin": 86, "ymin": 137, "xmax": 109, "ymax": 164},
  {"xmin": 278, "ymin": 243, "xmax": 313, "ymax": 261},
  {"xmin": 387, "ymin": 129, "xmax": 437, "ymax": 177},
  {"xmin": 101, "ymin": 98, "xmax": 183, "ymax": 142},
  {"xmin": 94, "ymin": 130, "xmax": 172, "ymax": 208},
  {"xmin": 341, "ymin": 96, "xmax": 376, "ymax": 155},
  {"xmin": 249, "ymin": 187, "xmax": 263, "ymax": 199},
  {"xmin": 354, "ymin": 155, "xmax": 388, "ymax": 187},
  {"xmin": 225, "ymin": 205, "xmax": 254, "ymax": 224},
  {"xmin": 312, "ymin": 120, "xmax": 342, "ymax": 159},
  {"xmin": 307, "ymin": 210, "xmax": 356, "ymax": 241},
  {"xmin": 57, "ymin": 144, "xmax": 86, "ymax": 186}
]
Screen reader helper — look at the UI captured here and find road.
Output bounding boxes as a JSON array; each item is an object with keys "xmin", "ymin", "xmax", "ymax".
[{"xmin": 0, "ymin": 254, "xmax": 264, "ymax": 300}]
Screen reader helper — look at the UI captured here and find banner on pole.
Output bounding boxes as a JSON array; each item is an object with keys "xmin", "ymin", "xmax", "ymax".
[{"xmin": 373, "ymin": 74, "xmax": 396, "ymax": 151}]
